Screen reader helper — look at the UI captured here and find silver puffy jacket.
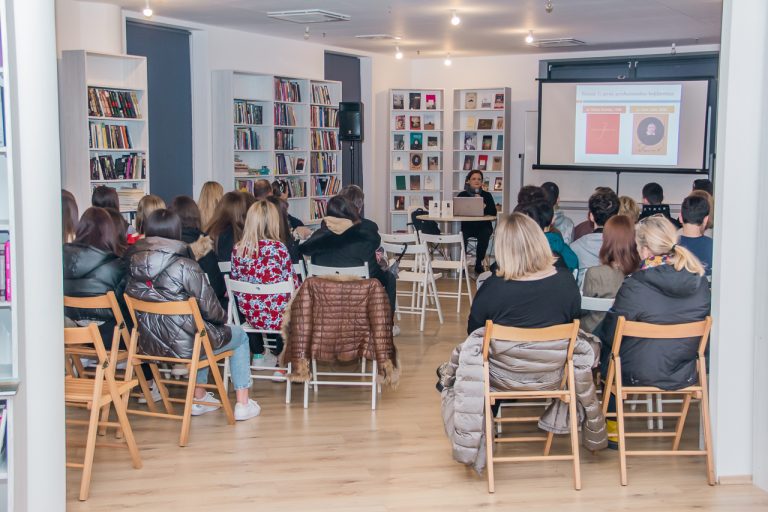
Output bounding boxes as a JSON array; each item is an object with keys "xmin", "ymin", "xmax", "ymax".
[
  {"xmin": 440, "ymin": 328, "xmax": 607, "ymax": 473},
  {"xmin": 125, "ymin": 237, "xmax": 230, "ymax": 359}
]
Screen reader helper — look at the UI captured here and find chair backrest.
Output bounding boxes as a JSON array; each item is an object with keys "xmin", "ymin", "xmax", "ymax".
[
  {"xmin": 64, "ymin": 291, "xmax": 130, "ymax": 347},
  {"xmin": 611, "ymin": 316, "xmax": 712, "ymax": 358},
  {"xmin": 218, "ymin": 261, "xmax": 231, "ymax": 274},
  {"xmin": 224, "ymin": 275, "xmax": 295, "ymax": 329},
  {"xmin": 293, "ymin": 259, "xmax": 307, "ymax": 281},
  {"xmin": 380, "ymin": 241, "xmax": 430, "ymax": 257},
  {"xmin": 482, "ymin": 319, "xmax": 581, "ymax": 364},
  {"xmin": 417, "ymin": 232, "xmax": 463, "ymax": 246},
  {"xmin": 64, "ymin": 323, "xmax": 112, "ymax": 383},
  {"xmin": 124, "ymin": 295, "xmax": 206, "ymax": 335},
  {"xmin": 580, "ymin": 295, "xmax": 614, "ymax": 312},
  {"xmin": 380, "ymin": 232, "xmax": 419, "ymax": 244},
  {"xmin": 306, "ymin": 261, "xmax": 370, "ymax": 278}
]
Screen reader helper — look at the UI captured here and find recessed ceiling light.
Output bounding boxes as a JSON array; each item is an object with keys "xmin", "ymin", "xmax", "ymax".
[
  {"xmin": 450, "ymin": 11, "xmax": 461, "ymax": 26},
  {"xmin": 142, "ymin": 0, "xmax": 153, "ymax": 17},
  {"xmin": 395, "ymin": 46, "xmax": 403, "ymax": 60},
  {"xmin": 525, "ymin": 30, "xmax": 534, "ymax": 44},
  {"xmin": 444, "ymin": 54, "xmax": 452, "ymax": 66}
]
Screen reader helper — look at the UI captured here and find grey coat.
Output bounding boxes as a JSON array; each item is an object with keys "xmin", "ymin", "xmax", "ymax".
[
  {"xmin": 125, "ymin": 237, "xmax": 230, "ymax": 359},
  {"xmin": 439, "ymin": 328, "xmax": 607, "ymax": 473}
]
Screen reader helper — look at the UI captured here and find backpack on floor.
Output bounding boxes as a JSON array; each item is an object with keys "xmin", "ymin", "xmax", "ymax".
[{"xmin": 410, "ymin": 208, "xmax": 441, "ymax": 236}]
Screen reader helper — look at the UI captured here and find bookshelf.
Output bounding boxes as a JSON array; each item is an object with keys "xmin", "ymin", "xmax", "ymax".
[
  {"xmin": 388, "ymin": 88, "xmax": 445, "ymax": 232},
  {"xmin": 452, "ymin": 87, "xmax": 511, "ymax": 214},
  {"xmin": 212, "ymin": 71, "xmax": 342, "ymax": 224},
  {"xmin": 59, "ymin": 50, "xmax": 150, "ymax": 214}
]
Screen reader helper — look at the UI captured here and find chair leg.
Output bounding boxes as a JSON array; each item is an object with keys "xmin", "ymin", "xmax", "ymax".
[
  {"xmin": 656, "ymin": 393, "xmax": 664, "ymax": 430},
  {"xmin": 223, "ymin": 357, "xmax": 231, "ymax": 394},
  {"xmin": 78, "ymin": 399, "xmax": 102, "ymax": 501},
  {"xmin": 484, "ymin": 396, "xmax": 495, "ymax": 493},
  {"xmin": 430, "ymin": 276, "xmax": 444, "ymax": 324},
  {"xmin": 107, "ymin": 384, "xmax": 142, "ymax": 470},
  {"xmin": 208, "ymin": 356, "xmax": 235, "ymax": 425},
  {"xmin": 543, "ymin": 431, "xmax": 555, "ymax": 456},
  {"xmin": 179, "ymin": 351, "xmax": 201, "ymax": 447},
  {"xmin": 601, "ymin": 361, "xmax": 615, "ymax": 418},
  {"xmin": 456, "ymin": 269, "xmax": 463, "ymax": 313},
  {"xmin": 464, "ymin": 264, "xmax": 473, "ymax": 305},
  {"xmin": 150, "ymin": 363, "xmax": 174, "ymax": 415},
  {"xmin": 134, "ymin": 366, "xmax": 158, "ymax": 413},
  {"xmin": 568, "ymin": 362, "xmax": 582, "ymax": 490},
  {"xmin": 672, "ymin": 394, "xmax": 692, "ymax": 451},
  {"xmin": 419, "ymin": 279, "xmax": 428, "ymax": 332},
  {"xmin": 615, "ymin": 359, "xmax": 628, "ymax": 486},
  {"xmin": 699, "ymin": 359, "xmax": 716, "ymax": 485},
  {"xmin": 97, "ymin": 403, "xmax": 111, "ymax": 436},
  {"xmin": 645, "ymin": 394, "xmax": 654, "ymax": 430},
  {"xmin": 312, "ymin": 359, "xmax": 319, "ymax": 393},
  {"xmin": 303, "ymin": 380, "xmax": 309, "ymax": 409},
  {"xmin": 371, "ymin": 360, "xmax": 377, "ymax": 410},
  {"xmin": 285, "ymin": 362, "xmax": 292, "ymax": 404}
]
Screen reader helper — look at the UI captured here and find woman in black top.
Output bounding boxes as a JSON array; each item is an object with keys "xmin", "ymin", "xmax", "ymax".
[
  {"xmin": 457, "ymin": 170, "xmax": 497, "ymax": 274},
  {"xmin": 468, "ymin": 212, "xmax": 581, "ymax": 334}
]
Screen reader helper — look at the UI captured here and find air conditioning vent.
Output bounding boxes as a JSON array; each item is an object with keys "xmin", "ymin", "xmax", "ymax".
[
  {"xmin": 267, "ymin": 9, "xmax": 351, "ymax": 23},
  {"xmin": 355, "ymin": 34, "xmax": 402, "ymax": 41},
  {"xmin": 530, "ymin": 38, "xmax": 586, "ymax": 48}
]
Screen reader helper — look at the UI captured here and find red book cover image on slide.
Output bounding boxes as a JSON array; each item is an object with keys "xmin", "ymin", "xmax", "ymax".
[{"xmin": 585, "ymin": 113, "xmax": 620, "ymax": 154}]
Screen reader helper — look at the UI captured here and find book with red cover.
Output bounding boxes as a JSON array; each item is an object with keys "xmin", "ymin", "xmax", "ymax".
[
  {"xmin": 585, "ymin": 113, "xmax": 621, "ymax": 154},
  {"xmin": 477, "ymin": 155, "xmax": 488, "ymax": 171}
]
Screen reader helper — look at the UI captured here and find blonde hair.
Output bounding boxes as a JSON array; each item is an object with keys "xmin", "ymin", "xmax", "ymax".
[
  {"xmin": 198, "ymin": 181, "xmax": 224, "ymax": 231},
  {"xmin": 689, "ymin": 189, "xmax": 714, "ymax": 229},
  {"xmin": 136, "ymin": 194, "xmax": 166, "ymax": 234},
  {"xmin": 636, "ymin": 215, "xmax": 704, "ymax": 275},
  {"xmin": 495, "ymin": 213, "xmax": 556, "ymax": 280},
  {"xmin": 618, "ymin": 196, "xmax": 640, "ymax": 224},
  {"xmin": 235, "ymin": 200, "xmax": 282, "ymax": 258}
]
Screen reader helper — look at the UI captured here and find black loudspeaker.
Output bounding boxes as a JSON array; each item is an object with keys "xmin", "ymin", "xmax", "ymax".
[{"xmin": 339, "ymin": 102, "xmax": 364, "ymax": 142}]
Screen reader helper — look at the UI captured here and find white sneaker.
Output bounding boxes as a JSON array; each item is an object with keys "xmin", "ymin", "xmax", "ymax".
[
  {"xmin": 171, "ymin": 363, "xmax": 189, "ymax": 377},
  {"xmin": 392, "ymin": 325, "xmax": 401, "ymax": 337},
  {"xmin": 191, "ymin": 391, "xmax": 221, "ymax": 416},
  {"xmin": 261, "ymin": 352, "xmax": 278, "ymax": 368},
  {"xmin": 234, "ymin": 399, "xmax": 261, "ymax": 421},
  {"xmin": 137, "ymin": 381, "xmax": 162, "ymax": 404}
]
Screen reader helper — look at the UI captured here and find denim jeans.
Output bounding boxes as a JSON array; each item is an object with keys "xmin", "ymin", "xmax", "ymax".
[{"xmin": 195, "ymin": 324, "xmax": 252, "ymax": 391}]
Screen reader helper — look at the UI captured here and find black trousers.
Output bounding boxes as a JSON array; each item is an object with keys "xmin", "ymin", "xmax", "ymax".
[
  {"xmin": 248, "ymin": 332, "xmax": 284, "ymax": 356},
  {"xmin": 462, "ymin": 221, "xmax": 494, "ymax": 271},
  {"xmin": 97, "ymin": 321, "xmax": 154, "ymax": 382}
]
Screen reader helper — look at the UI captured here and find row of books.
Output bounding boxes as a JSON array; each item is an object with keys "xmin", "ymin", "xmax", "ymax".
[
  {"xmin": 276, "ymin": 153, "xmax": 305, "ymax": 174},
  {"xmin": 462, "ymin": 133, "xmax": 504, "ymax": 151},
  {"xmin": 89, "ymin": 154, "xmax": 146, "ymax": 181},
  {"xmin": 89, "ymin": 122, "xmax": 134, "ymax": 150},
  {"xmin": 234, "ymin": 100, "xmax": 263, "ymax": 125},
  {"xmin": 311, "ymin": 175, "xmax": 340, "ymax": 197},
  {"xmin": 275, "ymin": 129, "xmax": 296, "ymax": 150},
  {"xmin": 311, "ymin": 84, "xmax": 333, "ymax": 105},
  {"xmin": 461, "ymin": 116, "xmax": 504, "ymax": 130},
  {"xmin": 463, "ymin": 92, "xmax": 505, "ymax": 110},
  {"xmin": 274, "ymin": 103, "xmax": 298, "ymax": 126},
  {"xmin": 0, "ymin": 241, "xmax": 10, "ymax": 301},
  {"xmin": 394, "ymin": 114, "xmax": 438, "ymax": 131},
  {"xmin": 275, "ymin": 177, "xmax": 307, "ymax": 198},
  {"xmin": 478, "ymin": 177, "xmax": 504, "ymax": 192},
  {"xmin": 310, "ymin": 152, "xmax": 338, "ymax": 174},
  {"xmin": 394, "ymin": 174, "xmax": 438, "ymax": 192},
  {"xmin": 310, "ymin": 130, "xmax": 338, "ymax": 151},
  {"xmin": 275, "ymin": 79, "xmax": 302, "ymax": 103},
  {"xmin": 393, "ymin": 153, "xmax": 441, "ymax": 171},
  {"xmin": 115, "ymin": 187, "xmax": 145, "ymax": 212},
  {"xmin": 392, "ymin": 92, "xmax": 438, "ymax": 111},
  {"xmin": 310, "ymin": 198, "xmax": 329, "ymax": 220},
  {"xmin": 234, "ymin": 127, "xmax": 260, "ymax": 150},
  {"xmin": 393, "ymin": 195, "xmax": 436, "ymax": 211},
  {"xmin": 88, "ymin": 87, "xmax": 141, "ymax": 119},
  {"xmin": 393, "ymin": 133, "xmax": 440, "ymax": 151},
  {"xmin": 462, "ymin": 154, "xmax": 504, "ymax": 171},
  {"xmin": 310, "ymin": 106, "xmax": 338, "ymax": 128},
  {"xmin": 233, "ymin": 156, "xmax": 255, "ymax": 175}
]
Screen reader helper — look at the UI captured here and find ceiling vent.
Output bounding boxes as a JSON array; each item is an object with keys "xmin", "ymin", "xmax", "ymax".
[
  {"xmin": 267, "ymin": 9, "xmax": 351, "ymax": 23},
  {"xmin": 530, "ymin": 38, "xmax": 586, "ymax": 48},
  {"xmin": 355, "ymin": 34, "xmax": 402, "ymax": 41}
]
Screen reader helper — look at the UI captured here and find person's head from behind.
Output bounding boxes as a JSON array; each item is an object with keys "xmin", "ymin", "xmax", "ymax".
[
  {"xmin": 136, "ymin": 194, "xmax": 166, "ymax": 234},
  {"xmin": 271, "ymin": 181, "xmax": 288, "ymax": 200},
  {"xmin": 513, "ymin": 199, "xmax": 554, "ymax": 232},
  {"xmin": 588, "ymin": 188, "xmax": 619, "ymax": 227},
  {"xmin": 540, "ymin": 182, "xmax": 560, "ymax": 208},
  {"xmin": 253, "ymin": 179, "xmax": 272, "ymax": 200},
  {"xmin": 464, "ymin": 170, "xmax": 484, "ymax": 192},
  {"xmin": 237, "ymin": 200, "xmax": 282, "ymax": 257},
  {"xmin": 198, "ymin": 181, "xmax": 224, "ymax": 229},
  {"xmin": 693, "ymin": 178, "xmax": 713, "ymax": 195},
  {"xmin": 144, "ymin": 209, "xmax": 182, "ymax": 241},
  {"xmin": 92, "ymin": 186, "xmax": 120, "ymax": 211},
  {"xmin": 681, "ymin": 194, "xmax": 710, "ymax": 230},
  {"xmin": 326, "ymin": 195, "xmax": 360, "ymax": 223},
  {"xmin": 264, "ymin": 196, "xmax": 291, "ymax": 245},
  {"xmin": 208, "ymin": 191, "xmax": 248, "ymax": 232},
  {"xmin": 636, "ymin": 215, "xmax": 704, "ymax": 275},
  {"xmin": 62, "ymin": 189, "xmax": 79, "ymax": 243},
  {"xmin": 642, "ymin": 182, "xmax": 664, "ymax": 205},
  {"xmin": 170, "ymin": 195, "xmax": 202, "ymax": 231},
  {"xmin": 75, "ymin": 207, "xmax": 118, "ymax": 255},
  {"xmin": 618, "ymin": 196, "xmax": 640, "ymax": 224},
  {"xmin": 689, "ymin": 190, "xmax": 714, "ymax": 229},
  {"xmin": 494, "ymin": 213, "xmax": 556, "ymax": 280},
  {"xmin": 517, "ymin": 185, "xmax": 546, "ymax": 207},
  {"xmin": 599, "ymin": 215, "xmax": 640, "ymax": 275},
  {"xmin": 104, "ymin": 208, "xmax": 128, "ymax": 256},
  {"xmin": 340, "ymin": 184, "xmax": 365, "ymax": 216}
]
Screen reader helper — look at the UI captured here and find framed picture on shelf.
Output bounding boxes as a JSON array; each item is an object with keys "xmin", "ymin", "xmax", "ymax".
[
  {"xmin": 465, "ymin": 116, "xmax": 476, "ymax": 130},
  {"xmin": 427, "ymin": 135, "xmax": 438, "ymax": 149},
  {"xmin": 410, "ymin": 132, "xmax": 423, "ymax": 150},
  {"xmin": 423, "ymin": 115, "xmax": 436, "ymax": 130},
  {"xmin": 478, "ymin": 154, "xmax": 488, "ymax": 171},
  {"xmin": 425, "ymin": 94, "xmax": 436, "ymax": 110},
  {"xmin": 409, "ymin": 92, "xmax": 421, "ymax": 109},
  {"xmin": 424, "ymin": 175, "xmax": 435, "ymax": 190},
  {"xmin": 393, "ymin": 155, "xmax": 405, "ymax": 170},
  {"xmin": 477, "ymin": 119, "xmax": 493, "ymax": 130},
  {"xmin": 410, "ymin": 175, "xmax": 421, "ymax": 191},
  {"xmin": 483, "ymin": 179, "xmax": 490, "ymax": 191},
  {"xmin": 410, "ymin": 153, "xmax": 423, "ymax": 171},
  {"xmin": 494, "ymin": 93, "xmax": 505, "ymax": 109},
  {"xmin": 395, "ymin": 175, "xmax": 406, "ymax": 190},
  {"xmin": 463, "ymin": 155, "xmax": 475, "ymax": 170},
  {"xmin": 492, "ymin": 156, "xmax": 502, "ymax": 170},
  {"xmin": 395, "ymin": 115, "xmax": 406, "ymax": 130},
  {"xmin": 482, "ymin": 135, "xmax": 492, "ymax": 150},
  {"xmin": 497, "ymin": 135, "xmax": 504, "ymax": 150},
  {"xmin": 410, "ymin": 115, "xmax": 422, "ymax": 130},
  {"xmin": 423, "ymin": 196, "xmax": 434, "ymax": 209},
  {"xmin": 394, "ymin": 195, "xmax": 405, "ymax": 211},
  {"xmin": 464, "ymin": 133, "xmax": 477, "ymax": 150},
  {"xmin": 495, "ymin": 116, "xmax": 504, "ymax": 129},
  {"xmin": 464, "ymin": 92, "xmax": 477, "ymax": 109},
  {"xmin": 494, "ymin": 177, "xmax": 503, "ymax": 191},
  {"xmin": 393, "ymin": 93, "xmax": 404, "ymax": 110},
  {"xmin": 480, "ymin": 94, "xmax": 492, "ymax": 109},
  {"xmin": 295, "ymin": 158, "xmax": 305, "ymax": 172},
  {"xmin": 394, "ymin": 134, "xmax": 405, "ymax": 150},
  {"xmin": 427, "ymin": 156, "xmax": 439, "ymax": 171}
]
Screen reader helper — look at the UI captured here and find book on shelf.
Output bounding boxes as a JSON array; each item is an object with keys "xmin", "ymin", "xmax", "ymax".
[
  {"xmin": 295, "ymin": 158, "xmax": 305, "ymax": 172},
  {"xmin": 276, "ymin": 153, "xmax": 304, "ymax": 174},
  {"xmin": 310, "ymin": 152, "xmax": 337, "ymax": 173},
  {"xmin": 464, "ymin": 92, "xmax": 477, "ymax": 109},
  {"xmin": 393, "ymin": 195, "xmax": 405, "ymax": 211},
  {"xmin": 311, "ymin": 105, "xmax": 338, "ymax": 128},
  {"xmin": 311, "ymin": 198, "xmax": 329, "ymax": 220},
  {"xmin": 234, "ymin": 155, "xmax": 250, "ymax": 174},
  {"xmin": 463, "ymin": 133, "xmax": 477, "ymax": 150},
  {"xmin": 393, "ymin": 155, "xmax": 405, "ymax": 170},
  {"xmin": 408, "ymin": 196, "xmax": 421, "ymax": 208},
  {"xmin": 235, "ymin": 127, "xmax": 260, "ymax": 150},
  {"xmin": 425, "ymin": 94, "xmax": 436, "ymax": 110},
  {"xmin": 311, "ymin": 130, "xmax": 338, "ymax": 150},
  {"xmin": 497, "ymin": 135, "xmax": 504, "ymax": 150},
  {"xmin": 88, "ymin": 87, "xmax": 141, "ymax": 118},
  {"xmin": 496, "ymin": 117, "xmax": 504, "ymax": 130},
  {"xmin": 463, "ymin": 155, "xmax": 475, "ymax": 170},
  {"xmin": 410, "ymin": 175, "xmax": 421, "ymax": 191},
  {"xmin": 274, "ymin": 128, "xmax": 296, "ymax": 150},
  {"xmin": 424, "ymin": 175, "xmax": 436, "ymax": 190},
  {"xmin": 0, "ymin": 243, "xmax": 5, "ymax": 298},
  {"xmin": 236, "ymin": 179, "xmax": 254, "ymax": 194},
  {"xmin": 395, "ymin": 175, "xmax": 406, "ymax": 190},
  {"xmin": 409, "ymin": 92, "xmax": 421, "ymax": 110},
  {"xmin": 409, "ymin": 153, "xmax": 422, "ymax": 171},
  {"xmin": 90, "ymin": 153, "xmax": 146, "ymax": 180},
  {"xmin": 494, "ymin": 177, "xmax": 503, "ymax": 191},
  {"xmin": 89, "ymin": 122, "xmax": 134, "ymax": 149},
  {"xmin": 427, "ymin": 135, "xmax": 438, "ymax": 149},
  {"xmin": 478, "ymin": 154, "xmax": 488, "ymax": 171},
  {"xmin": 115, "ymin": 187, "xmax": 145, "ymax": 212},
  {"xmin": 395, "ymin": 115, "xmax": 406, "ymax": 130},
  {"xmin": 274, "ymin": 103, "xmax": 298, "ymax": 126},
  {"xmin": 0, "ymin": 403, "xmax": 7, "ymax": 455},
  {"xmin": 494, "ymin": 93, "xmax": 505, "ymax": 109},
  {"xmin": 477, "ymin": 119, "xmax": 493, "ymax": 130},
  {"xmin": 492, "ymin": 156, "xmax": 502, "ymax": 171},
  {"xmin": 3, "ymin": 240, "xmax": 9, "ymax": 301},
  {"xmin": 482, "ymin": 135, "xmax": 492, "ymax": 150},
  {"xmin": 312, "ymin": 175, "xmax": 338, "ymax": 196},
  {"xmin": 483, "ymin": 179, "xmax": 490, "ymax": 191},
  {"xmin": 275, "ymin": 78, "xmax": 302, "ymax": 102},
  {"xmin": 409, "ymin": 115, "xmax": 421, "ymax": 130},
  {"xmin": 423, "ymin": 115, "xmax": 436, "ymax": 130},
  {"xmin": 311, "ymin": 84, "xmax": 332, "ymax": 105},
  {"xmin": 465, "ymin": 116, "xmax": 476, "ymax": 130},
  {"xmin": 409, "ymin": 132, "xmax": 422, "ymax": 150},
  {"xmin": 423, "ymin": 196, "xmax": 434, "ymax": 209},
  {"xmin": 393, "ymin": 134, "xmax": 405, "ymax": 150},
  {"xmin": 392, "ymin": 93, "xmax": 404, "ymax": 110},
  {"xmin": 234, "ymin": 100, "xmax": 262, "ymax": 125},
  {"xmin": 427, "ymin": 156, "xmax": 439, "ymax": 171},
  {"xmin": 480, "ymin": 94, "xmax": 492, "ymax": 109}
]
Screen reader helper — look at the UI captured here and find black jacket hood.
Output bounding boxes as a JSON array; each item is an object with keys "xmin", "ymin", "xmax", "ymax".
[
  {"xmin": 632, "ymin": 264, "xmax": 705, "ymax": 298},
  {"xmin": 63, "ymin": 243, "xmax": 118, "ymax": 279}
]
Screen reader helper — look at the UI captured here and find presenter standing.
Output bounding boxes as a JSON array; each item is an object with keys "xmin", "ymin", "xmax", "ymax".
[{"xmin": 457, "ymin": 170, "xmax": 497, "ymax": 274}]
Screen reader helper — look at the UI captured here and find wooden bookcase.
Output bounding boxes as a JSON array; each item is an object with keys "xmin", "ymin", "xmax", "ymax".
[
  {"xmin": 59, "ymin": 50, "xmax": 150, "ymax": 214},
  {"xmin": 452, "ymin": 87, "xmax": 511, "ymax": 213},
  {"xmin": 388, "ymin": 88, "xmax": 445, "ymax": 232},
  {"xmin": 212, "ymin": 71, "xmax": 342, "ymax": 224}
]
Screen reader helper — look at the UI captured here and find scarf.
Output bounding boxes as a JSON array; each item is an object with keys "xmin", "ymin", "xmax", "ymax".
[{"xmin": 640, "ymin": 254, "xmax": 672, "ymax": 270}]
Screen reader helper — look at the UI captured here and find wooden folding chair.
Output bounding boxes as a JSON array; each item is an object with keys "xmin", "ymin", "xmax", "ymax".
[
  {"xmin": 483, "ymin": 319, "xmax": 582, "ymax": 493},
  {"xmin": 123, "ymin": 296, "xmax": 235, "ymax": 447},
  {"xmin": 64, "ymin": 324, "xmax": 142, "ymax": 501},
  {"xmin": 601, "ymin": 316, "xmax": 714, "ymax": 486}
]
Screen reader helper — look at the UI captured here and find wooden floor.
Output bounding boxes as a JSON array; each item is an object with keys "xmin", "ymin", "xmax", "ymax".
[{"xmin": 66, "ymin": 280, "xmax": 768, "ymax": 511}]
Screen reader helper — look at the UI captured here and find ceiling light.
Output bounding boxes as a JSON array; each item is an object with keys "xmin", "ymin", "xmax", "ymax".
[
  {"xmin": 525, "ymin": 30, "xmax": 534, "ymax": 44},
  {"xmin": 142, "ymin": 0, "xmax": 153, "ymax": 17},
  {"xmin": 450, "ymin": 11, "xmax": 461, "ymax": 26},
  {"xmin": 304, "ymin": 26, "xmax": 310, "ymax": 40},
  {"xmin": 444, "ymin": 54, "xmax": 452, "ymax": 66},
  {"xmin": 395, "ymin": 46, "xmax": 403, "ymax": 60},
  {"xmin": 544, "ymin": 0, "xmax": 554, "ymax": 14}
]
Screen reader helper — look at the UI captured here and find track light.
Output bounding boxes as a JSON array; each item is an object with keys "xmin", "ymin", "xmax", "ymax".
[
  {"xmin": 142, "ymin": 0, "xmax": 153, "ymax": 17},
  {"xmin": 544, "ymin": 0, "xmax": 554, "ymax": 14},
  {"xmin": 450, "ymin": 11, "xmax": 461, "ymax": 26},
  {"xmin": 444, "ymin": 54, "xmax": 452, "ymax": 66},
  {"xmin": 395, "ymin": 46, "xmax": 403, "ymax": 60},
  {"xmin": 525, "ymin": 30, "xmax": 534, "ymax": 44},
  {"xmin": 303, "ymin": 26, "xmax": 310, "ymax": 40}
]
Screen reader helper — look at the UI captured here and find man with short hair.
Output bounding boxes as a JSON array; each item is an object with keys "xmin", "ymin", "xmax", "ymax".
[
  {"xmin": 639, "ymin": 182, "xmax": 679, "ymax": 227},
  {"xmin": 252, "ymin": 179, "xmax": 272, "ymax": 200},
  {"xmin": 678, "ymin": 194, "xmax": 713, "ymax": 276},
  {"xmin": 570, "ymin": 188, "xmax": 619, "ymax": 281},
  {"xmin": 541, "ymin": 181, "xmax": 574, "ymax": 244}
]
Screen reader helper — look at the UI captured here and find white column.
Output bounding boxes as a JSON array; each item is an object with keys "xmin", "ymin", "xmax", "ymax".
[
  {"xmin": 710, "ymin": 0, "xmax": 768, "ymax": 486},
  {"xmin": 8, "ymin": 0, "xmax": 66, "ymax": 509}
]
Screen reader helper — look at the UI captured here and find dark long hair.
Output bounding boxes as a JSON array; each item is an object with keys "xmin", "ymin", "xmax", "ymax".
[
  {"xmin": 62, "ymin": 189, "xmax": 79, "ymax": 243},
  {"xmin": 144, "ymin": 209, "xmax": 182, "ymax": 241},
  {"xmin": 74, "ymin": 207, "xmax": 119, "ymax": 254},
  {"xmin": 206, "ymin": 191, "xmax": 250, "ymax": 249},
  {"xmin": 104, "ymin": 208, "xmax": 128, "ymax": 256},
  {"xmin": 170, "ymin": 195, "xmax": 202, "ymax": 231},
  {"xmin": 599, "ymin": 215, "xmax": 640, "ymax": 275},
  {"xmin": 264, "ymin": 196, "xmax": 292, "ymax": 246},
  {"xmin": 326, "ymin": 195, "xmax": 360, "ymax": 223},
  {"xmin": 91, "ymin": 186, "xmax": 120, "ymax": 211}
]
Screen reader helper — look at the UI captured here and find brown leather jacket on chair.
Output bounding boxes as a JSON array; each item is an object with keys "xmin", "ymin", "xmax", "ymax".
[{"xmin": 282, "ymin": 276, "xmax": 399, "ymax": 386}]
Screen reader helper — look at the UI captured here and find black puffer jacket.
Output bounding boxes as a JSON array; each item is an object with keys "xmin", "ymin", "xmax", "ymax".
[
  {"xmin": 181, "ymin": 227, "xmax": 227, "ymax": 308},
  {"xmin": 125, "ymin": 237, "xmax": 230, "ymax": 359},
  {"xmin": 298, "ymin": 216, "xmax": 383, "ymax": 279},
  {"xmin": 595, "ymin": 264, "xmax": 710, "ymax": 390},
  {"xmin": 63, "ymin": 243, "xmax": 128, "ymax": 323}
]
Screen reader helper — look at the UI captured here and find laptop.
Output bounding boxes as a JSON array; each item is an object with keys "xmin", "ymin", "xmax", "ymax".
[{"xmin": 452, "ymin": 196, "xmax": 485, "ymax": 217}]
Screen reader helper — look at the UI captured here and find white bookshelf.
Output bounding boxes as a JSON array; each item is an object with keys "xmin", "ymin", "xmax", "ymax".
[
  {"xmin": 59, "ymin": 50, "xmax": 150, "ymax": 213},
  {"xmin": 212, "ymin": 71, "xmax": 342, "ymax": 224},
  {"xmin": 388, "ymin": 88, "xmax": 445, "ymax": 232},
  {"xmin": 452, "ymin": 87, "xmax": 511, "ymax": 213}
]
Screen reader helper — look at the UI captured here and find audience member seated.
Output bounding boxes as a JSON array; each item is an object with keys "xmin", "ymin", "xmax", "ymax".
[
  {"xmin": 513, "ymin": 199, "xmax": 578, "ymax": 272},
  {"xmin": 594, "ymin": 215, "xmax": 710, "ymax": 446},
  {"xmin": 265, "ymin": 196, "xmax": 303, "ymax": 264},
  {"xmin": 516, "ymin": 185, "xmax": 547, "ymax": 206},
  {"xmin": 104, "ymin": 207, "xmax": 128, "ymax": 257},
  {"xmin": 693, "ymin": 178, "xmax": 713, "ymax": 195},
  {"xmin": 689, "ymin": 189, "xmax": 714, "ymax": 236},
  {"xmin": 62, "ymin": 189, "xmax": 79, "ymax": 244},
  {"xmin": 170, "ymin": 195, "xmax": 227, "ymax": 306},
  {"xmin": 677, "ymin": 194, "xmax": 713, "ymax": 276},
  {"xmin": 581, "ymin": 215, "xmax": 640, "ymax": 332},
  {"xmin": 252, "ymin": 179, "xmax": 272, "ymax": 201},
  {"xmin": 198, "ymin": 181, "xmax": 224, "ymax": 232},
  {"xmin": 572, "ymin": 187, "xmax": 614, "ymax": 242},
  {"xmin": 272, "ymin": 180, "xmax": 307, "ymax": 232},
  {"xmin": 570, "ymin": 188, "xmax": 619, "ymax": 280},
  {"xmin": 92, "ymin": 185, "xmax": 131, "ymax": 236},
  {"xmin": 231, "ymin": 200, "xmax": 295, "ymax": 369},
  {"xmin": 618, "ymin": 195, "xmax": 640, "ymax": 224},
  {"xmin": 125, "ymin": 209, "xmax": 261, "ymax": 421},
  {"xmin": 133, "ymin": 194, "xmax": 166, "ymax": 242},
  {"xmin": 541, "ymin": 181, "xmax": 574, "ymax": 244},
  {"xmin": 639, "ymin": 182, "xmax": 680, "ymax": 227},
  {"xmin": 457, "ymin": 170, "xmax": 497, "ymax": 274},
  {"xmin": 207, "ymin": 191, "xmax": 255, "ymax": 262}
]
